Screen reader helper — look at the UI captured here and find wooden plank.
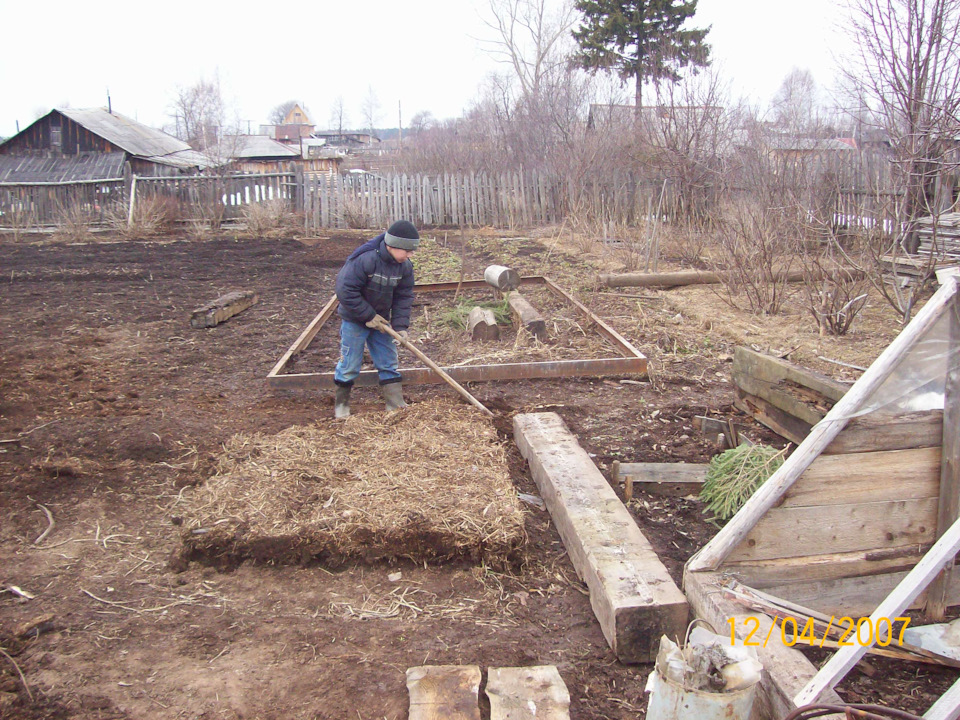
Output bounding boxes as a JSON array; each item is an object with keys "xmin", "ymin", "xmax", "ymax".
[
  {"xmin": 826, "ymin": 410, "xmax": 943, "ymax": 453},
  {"xmin": 507, "ymin": 291, "xmax": 547, "ymax": 340},
  {"xmin": 513, "ymin": 413, "xmax": 688, "ymax": 663},
  {"xmin": 927, "ymin": 290, "xmax": 960, "ymax": 619},
  {"xmin": 683, "ymin": 569, "xmax": 842, "ymax": 720},
  {"xmin": 734, "ymin": 362, "xmax": 835, "ymax": 427},
  {"xmin": 722, "ymin": 546, "xmax": 932, "ymax": 588},
  {"xmin": 925, "ymin": 676, "xmax": 960, "ymax": 720},
  {"xmin": 688, "ymin": 280, "xmax": 959, "ymax": 573},
  {"xmin": 612, "ymin": 462, "xmax": 707, "ymax": 497},
  {"xmin": 406, "ymin": 665, "xmax": 481, "ymax": 720},
  {"xmin": 189, "ymin": 290, "xmax": 258, "ymax": 329},
  {"xmin": 734, "ymin": 346, "xmax": 848, "ymax": 402},
  {"xmin": 795, "ymin": 515, "xmax": 960, "ymax": 705},
  {"xmin": 734, "ymin": 389, "xmax": 811, "ymax": 445},
  {"xmin": 486, "ymin": 666, "xmax": 570, "ymax": 720},
  {"xmin": 466, "ymin": 306, "xmax": 499, "ymax": 341},
  {"xmin": 729, "ymin": 498, "xmax": 939, "ymax": 562},
  {"xmin": 782, "ymin": 447, "xmax": 941, "ymax": 507},
  {"xmin": 763, "ymin": 567, "xmax": 960, "ymax": 618}
]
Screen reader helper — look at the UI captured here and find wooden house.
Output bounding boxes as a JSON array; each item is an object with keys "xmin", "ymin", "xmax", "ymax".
[
  {"xmin": 215, "ymin": 135, "xmax": 341, "ymax": 175},
  {"xmin": 0, "ymin": 108, "xmax": 211, "ymax": 181}
]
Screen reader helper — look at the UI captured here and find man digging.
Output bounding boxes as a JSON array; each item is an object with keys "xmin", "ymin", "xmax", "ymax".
[{"xmin": 332, "ymin": 220, "xmax": 419, "ymax": 418}]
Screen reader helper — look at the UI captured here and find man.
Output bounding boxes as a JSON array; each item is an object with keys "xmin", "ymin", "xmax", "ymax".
[{"xmin": 332, "ymin": 219, "xmax": 419, "ymax": 418}]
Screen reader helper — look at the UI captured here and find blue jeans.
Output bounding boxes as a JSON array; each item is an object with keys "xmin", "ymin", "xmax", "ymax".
[{"xmin": 334, "ymin": 319, "xmax": 401, "ymax": 386}]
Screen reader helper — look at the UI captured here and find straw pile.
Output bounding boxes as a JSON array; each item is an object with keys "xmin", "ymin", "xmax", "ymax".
[{"xmin": 178, "ymin": 399, "xmax": 525, "ymax": 568}]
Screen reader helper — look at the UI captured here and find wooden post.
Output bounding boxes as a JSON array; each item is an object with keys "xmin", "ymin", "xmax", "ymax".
[
  {"xmin": 127, "ymin": 173, "xmax": 138, "ymax": 226},
  {"xmin": 507, "ymin": 292, "xmax": 546, "ymax": 340},
  {"xmin": 926, "ymin": 290, "xmax": 960, "ymax": 620}
]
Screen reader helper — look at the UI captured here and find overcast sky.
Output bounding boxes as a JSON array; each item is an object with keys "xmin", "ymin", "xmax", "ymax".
[{"xmin": 0, "ymin": 0, "xmax": 847, "ymax": 139}]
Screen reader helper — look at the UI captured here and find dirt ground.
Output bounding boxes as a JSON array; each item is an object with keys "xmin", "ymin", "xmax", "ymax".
[{"xmin": 0, "ymin": 227, "xmax": 955, "ymax": 719}]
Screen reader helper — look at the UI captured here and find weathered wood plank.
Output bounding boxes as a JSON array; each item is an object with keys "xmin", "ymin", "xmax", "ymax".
[
  {"xmin": 612, "ymin": 462, "xmax": 707, "ymax": 498},
  {"xmin": 513, "ymin": 413, "xmax": 688, "ymax": 663},
  {"xmin": 683, "ymin": 569, "xmax": 842, "ymax": 719},
  {"xmin": 734, "ymin": 389, "xmax": 811, "ymax": 445},
  {"xmin": 190, "ymin": 291, "xmax": 258, "ymax": 329},
  {"xmin": 729, "ymin": 498, "xmax": 939, "ymax": 563},
  {"xmin": 826, "ymin": 410, "xmax": 944, "ymax": 453},
  {"xmin": 486, "ymin": 666, "xmax": 570, "ymax": 720},
  {"xmin": 782, "ymin": 447, "xmax": 942, "ymax": 507},
  {"xmin": 406, "ymin": 665, "xmax": 481, "ymax": 720},
  {"xmin": 734, "ymin": 346, "xmax": 848, "ymax": 402},
  {"xmin": 507, "ymin": 292, "xmax": 547, "ymax": 340},
  {"xmin": 467, "ymin": 306, "xmax": 499, "ymax": 341}
]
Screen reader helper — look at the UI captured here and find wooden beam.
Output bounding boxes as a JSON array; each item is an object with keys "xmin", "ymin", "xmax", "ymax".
[
  {"xmin": 687, "ymin": 280, "xmax": 959, "ymax": 573},
  {"xmin": 486, "ymin": 666, "xmax": 570, "ymax": 720},
  {"xmin": 507, "ymin": 291, "xmax": 546, "ymax": 340},
  {"xmin": 598, "ymin": 269, "xmax": 841, "ymax": 289},
  {"xmin": 733, "ymin": 349, "xmax": 839, "ymax": 427},
  {"xmin": 406, "ymin": 665, "xmax": 481, "ymax": 720},
  {"xmin": 683, "ymin": 569, "xmax": 842, "ymax": 719},
  {"xmin": 466, "ymin": 306, "xmax": 499, "ymax": 341},
  {"xmin": 514, "ymin": 413, "xmax": 688, "ymax": 663},
  {"xmin": 612, "ymin": 462, "xmax": 707, "ymax": 498},
  {"xmin": 734, "ymin": 389, "xmax": 811, "ymax": 445},
  {"xmin": 926, "ymin": 291, "xmax": 960, "ymax": 620},
  {"xmin": 190, "ymin": 290, "xmax": 258, "ymax": 329},
  {"xmin": 795, "ymin": 514, "xmax": 960, "ymax": 705}
]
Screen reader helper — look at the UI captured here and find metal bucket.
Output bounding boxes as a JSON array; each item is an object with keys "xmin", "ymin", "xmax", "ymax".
[{"xmin": 645, "ymin": 669, "xmax": 757, "ymax": 720}]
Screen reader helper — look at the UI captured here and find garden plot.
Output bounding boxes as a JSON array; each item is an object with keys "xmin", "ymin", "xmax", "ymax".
[{"xmin": 176, "ymin": 398, "xmax": 524, "ymax": 569}]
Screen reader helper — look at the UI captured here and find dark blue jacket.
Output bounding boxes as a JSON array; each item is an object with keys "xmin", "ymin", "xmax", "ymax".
[{"xmin": 335, "ymin": 235, "xmax": 415, "ymax": 331}]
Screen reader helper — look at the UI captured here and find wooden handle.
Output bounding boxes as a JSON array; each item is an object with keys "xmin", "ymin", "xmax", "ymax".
[{"xmin": 379, "ymin": 325, "xmax": 494, "ymax": 417}]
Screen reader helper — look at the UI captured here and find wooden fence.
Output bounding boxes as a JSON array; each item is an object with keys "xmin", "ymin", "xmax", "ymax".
[
  {"xmin": 0, "ymin": 178, "xmax": 125, "ymax": 228},
  {"xmin": 134, "ymin": 172, "xmax": 298, "ymax": 223}
]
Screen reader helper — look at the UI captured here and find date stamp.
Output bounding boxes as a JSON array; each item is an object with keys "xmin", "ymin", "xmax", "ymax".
[{"xmin": 727, "ymin": 616, "xmax": 912, "ymax": 648}]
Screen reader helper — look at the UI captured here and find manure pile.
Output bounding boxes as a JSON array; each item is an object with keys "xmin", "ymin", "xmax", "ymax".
[{"xmin": 177, "ymin": 399, "xmax": 525, "ymax": 568}]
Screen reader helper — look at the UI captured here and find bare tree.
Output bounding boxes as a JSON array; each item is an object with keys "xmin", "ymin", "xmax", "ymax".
[
  {"xmin": 329, "ymin": 96, "xmax": 349, "ymax": 137},
  {"xmin": 770, "ymin": 68, "xmax": 820, "ymax": 135},
  {"xmin": 361, "ymin": 87, "xmax": 382, "ymax": 140},
  {"xmin": 482, "ymin": 0, "xmax": 576, "ymax": 102},
  {"xmin": 842, "ymin": 0, "xmax": 960, "ymax": 267},
  {"xmin": 407, "ymin": 110, "xmax": 435, "ymax": 135},
  {"xmin": 168, "ymin": 75, "xmax": 227, "ymax": 151}
]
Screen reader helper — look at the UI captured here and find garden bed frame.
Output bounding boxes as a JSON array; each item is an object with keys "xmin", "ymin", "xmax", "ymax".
[{"xmin": 267, "ymin": 276, "xmax": 647, "ymax": 389}]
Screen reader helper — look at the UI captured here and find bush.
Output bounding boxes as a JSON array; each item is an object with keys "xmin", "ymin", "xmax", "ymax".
[{"xmin": 239, "ymin": 200, "xmax": 299, "ymax": 238}]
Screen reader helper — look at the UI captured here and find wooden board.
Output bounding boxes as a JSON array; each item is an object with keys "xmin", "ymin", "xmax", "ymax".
[
  {"xmin": 734, "ymin": 389, "xmax": 811, "ymax": 445},
  {"xmin": 190, "ymin": 290, "xmax": 258, "ymax": 329},
  {"xmin": 513, "ymin": 413, "xmax": 688, "ymax": 663},
  {"xmin": 826, "ymin": 410, "xmax": 944, "ymax": 454},
  {"xmin": 486, "ymin": 666, "xmax": 570, "ymax": 720},
  {"xmin": 782, "ymin": 447, "xmax": 942, "ymax": 508},
  {"xmin": 924, "ymin": 675, "xmax": 960, "ymax": 720},
  {"xmin": 729, "ymin": 498, "xmax": 939, "ymax": 563},
  {"xmin": 683, "ymin": 569, "xmax": 842, "ymax": 719},
  {"xmin": 721, "ymin": 546, "xmax": 931, "ymax": 588},
  {"xmin": 507, "ymin": 292, "xmax": 547, "ymax": 340},
  {"xmin": 406, "ymin": 665, "xmax": 481, "ymax": 720},
  {"xmin": 612, "ymin": 462, "xmax": 707, "ymax": 498},
  {"xmin": 734, "ymin": 346, "xmax": 848, "ymax": 403}
]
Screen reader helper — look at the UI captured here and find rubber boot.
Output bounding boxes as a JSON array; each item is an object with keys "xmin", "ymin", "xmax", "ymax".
[
  {"xmin": 381, "ymin": 382, "xmax": 407, "ymax": 411},
  {"xmin": 334, "ymin": 384, "xmax": 352, "ymax": 419}
]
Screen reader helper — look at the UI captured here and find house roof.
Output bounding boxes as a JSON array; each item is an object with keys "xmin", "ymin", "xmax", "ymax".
[
  {"xmin": 49, "ymin": 108, "xmax": 211, "ymax": 169},
  {"xmin": 0, "ymin": 152, "xmax": 126, "ymax": 183},
  {"xmin": 217, "ymin": 135, "xmax": 301, "ymax": 160}
]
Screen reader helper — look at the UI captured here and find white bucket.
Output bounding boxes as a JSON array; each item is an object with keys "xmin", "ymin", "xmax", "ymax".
[{"xmin": 645, "ymin": 669, "xmax": 757, "ymax": 720}]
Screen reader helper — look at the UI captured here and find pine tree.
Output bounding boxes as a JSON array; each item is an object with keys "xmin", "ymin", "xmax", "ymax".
[{"xmin": 572, "ymin": 0, "xmax": 710, "ymax": 106}]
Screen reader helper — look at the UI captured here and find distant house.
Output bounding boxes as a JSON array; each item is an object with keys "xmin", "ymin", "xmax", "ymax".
[
  {"xmin": 0, "ymin": 108, "xmax": 211, "ymax": 182},
  {"xmin": 312, "ymin": 131, "xmax": 380, "ymax": 150},
  {"xmin": 214, "ymin": 135, "xmax": 342, "ymax": 175},
  {"xmin": 259, "ymin": 103, "xmax": 315, "ymax": 145}
]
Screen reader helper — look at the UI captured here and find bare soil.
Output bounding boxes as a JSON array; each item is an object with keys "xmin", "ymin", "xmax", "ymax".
[{"xmin": 0, "ymin": 228, "xmax": 954, "ymax": 719}]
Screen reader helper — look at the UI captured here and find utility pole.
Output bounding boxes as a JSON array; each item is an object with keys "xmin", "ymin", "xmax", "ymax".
[{"xmin": 398, "ymin": 100, "xmax": 403, "ymax": 151}]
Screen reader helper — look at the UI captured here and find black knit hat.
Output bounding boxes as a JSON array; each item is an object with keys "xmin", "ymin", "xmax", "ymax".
[{"xmin": 384, "ymin": 220, "xmax": 420, "ymax": 250}]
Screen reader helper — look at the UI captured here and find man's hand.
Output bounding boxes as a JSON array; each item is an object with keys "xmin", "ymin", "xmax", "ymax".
[
  {"xmin": 394, "ymin": 329, "xmax": 409, "ymax": 345},
  {"xmin": 365, "ymin": 314, "xmax": 388, "ymax": 330}
]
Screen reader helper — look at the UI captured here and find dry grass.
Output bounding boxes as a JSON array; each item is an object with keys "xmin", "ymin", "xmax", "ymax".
[
  {"xmin": 178, "ymin": 399, "xmax": 525, "ymax": 568},
  {"xmin": 238, "ymin": 199, "xmax": 300, "ymax": 239}
]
